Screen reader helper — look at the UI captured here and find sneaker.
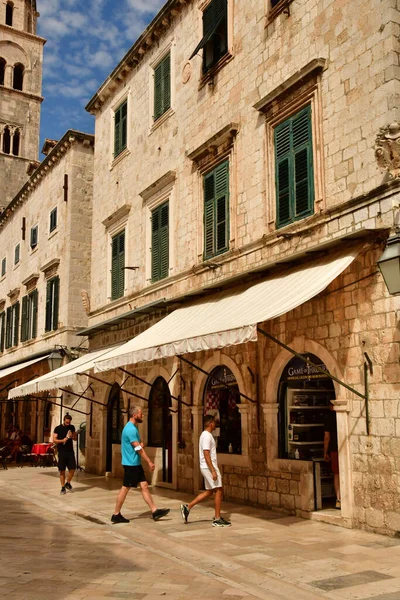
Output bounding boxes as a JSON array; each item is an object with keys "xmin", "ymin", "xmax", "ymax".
[
  {"xmin": 60, "ymin": 487, "xmax": 67, "ymax": 495},
  {"xmin": 180, "ymin": 504, "xmax": 190, "ymax": 523},
  {"xmin": 152, "ymin": 508, "xmax": 170, "ymax": 521},
  {"xmin": 65, "ymin": 482, "xmax": 72, "ymax": 491},
  {"xmin": 212, "ymin": 517, "xmax": 231, "ymax": 527},
  {"xmin": 111, "ymin": 513, "xmax": 130, "ymax": 524},
  {"xmin": 335, "ymin": 499, "xmax": 341, "ymax": 510}
]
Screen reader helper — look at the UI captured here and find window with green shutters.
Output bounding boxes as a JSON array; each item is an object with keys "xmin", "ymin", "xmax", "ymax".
[
  {"xmin": 14, "ymin": 243, "xmax": 20, "ymax": 265},
  {"xmin": 5, "ymin": 303, "xmax": 19, "ymax": 348},
  {"xmin": 274, "ymin": 105, "xmax": 314, "ymax": 228},
  {"xmin": 49, "ymin": 207, "xmax": 57, "ymax": 232},
  {"xmin": 45, "ymin": 276, "xmax": 59, "ymax": 332},
  {"xmin": 1, "ymin": 257, "xmax": 6, "ymax": 277},
  {"xmin": 114, "ymin": 100, "xmax": 127, "ymax": 158},
  {"xmin": 111, "ymin": 231, "xmax": 125, "ymax": 300},
  {"xmin": 203, "ymin": 161, "xmax": 229, "ymax": 260},
  {"xmin": 30, "ymin": 225, "xmax": 38, "ymax": 249},
  {"xmin": 189, "ymin": 0, "xmax": 228, "ymax": 74},
  {"xmin": 21, "ymin": 289, "xmax": 38, "ymax": 342},
  {"xmin": 154, "ymin": 53, "xmax": 171, "ymax": 121},
  {"xmin": 151, "ymin": 202, "xmax": 169, "ymax": 283}
]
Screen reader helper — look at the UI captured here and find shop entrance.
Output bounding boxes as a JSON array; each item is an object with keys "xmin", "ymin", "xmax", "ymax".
[
  {"xmin": 203, "ymin": 366, "xmax": 241, "ymax": 455},
  {"xmin": 106, "ymin": 383, "xmax": 124, "ymax": 473},
  {"xmin": 278, "ymin": 353, "xmax": 338, "ymax": 510},
  {"xmin": 148, "ymin": 377, "xmax": 172, "ymax": 483}
]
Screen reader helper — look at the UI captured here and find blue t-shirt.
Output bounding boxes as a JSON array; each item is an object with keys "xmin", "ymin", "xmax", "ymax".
[{"xmin": 121, "ymin": 421, "xmax": 141, "ymax": 466}]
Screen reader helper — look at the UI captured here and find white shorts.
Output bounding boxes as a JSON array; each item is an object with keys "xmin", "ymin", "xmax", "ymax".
[{"xmin": 201, "ymin": 466, "xmax": 222, "ymax": 490}]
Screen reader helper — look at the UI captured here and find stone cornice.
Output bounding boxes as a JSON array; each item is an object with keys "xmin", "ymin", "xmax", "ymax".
[
  {"xmin": 85, "ymin": 0, "xmax": 191, "ymax": 114},
  {"xmin": 0, "ymin": 84, "xmax": 44, "ymax": 104},
  {"xmin": 0, "ymin": 130, "xmax": 95, "ymax": 230},
  {"xmin": 0, "ymin": 22, "xmax": 46, "ymax": 45}
]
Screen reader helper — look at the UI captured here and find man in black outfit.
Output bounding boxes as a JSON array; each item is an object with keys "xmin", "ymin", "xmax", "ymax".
[{"xmin": 53, "ymin": 414, "xmax": 77, "ymax": 495}]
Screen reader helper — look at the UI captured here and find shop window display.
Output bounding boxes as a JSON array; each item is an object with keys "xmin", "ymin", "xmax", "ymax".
[{"xmin": 203, "ymin": 366, "xmax": 241, "ymax": 454}]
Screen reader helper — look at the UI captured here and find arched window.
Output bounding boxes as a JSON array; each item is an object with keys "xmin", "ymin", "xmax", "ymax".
[
  {"xmin": 12, "ymin": 128, "xmax": 20, "ymax": 156},
  {"xmin": 0, "ymin": 58, "xmax": 5, "ymax": 86},
  {"xmin": 203, "ymin": 366, "xmax": 242, "ymax": 454},
  {"xmin": 148, "ymin": 377, "xmax": 172, "ymax": 483},
  {"xmin": 3, "ymin": 127, "xmax": 11, "ymax": 154},
  {"xmin": 106, "ymin": 383, "xmax": 124, "ymax": 472},
  {"xmin": 5, "ymin": 2, "xmax": 13, "ymax": 27},
  {"xmin": 13, "ymin": 63, "xmax": 24, "ymax": 91}
]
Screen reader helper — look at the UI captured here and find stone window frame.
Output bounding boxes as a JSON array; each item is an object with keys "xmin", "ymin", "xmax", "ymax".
[
  {"xmin": 14, "ymin": 242, "xmax": 20, "ymax": 266},
  {"xmin": 254, "ymin": 59, "xmax": 326, "ymax": 232},
  {"xmin": 103, "ymin": 207, "xmax": 130, "ymax": 302},
  {"xmin": 191, "ymin": 0, "xmax": 235, "ymax": 88},
  {"xmin": 49, "ymin": 206, "xmax": 58, "ymax": 235},
  {"xmin": 148, "ymin": 40, "xmax": 176, "ymax": 133},
  {"xmin": 1, "ymin": 256, "xmax": 6, "ymax": 278},
  {"xmin": 265, "ymin": 0, "xmax": 294, "ymax": 26},
  {"xmin": 30, "ymin": 224, "xmax": 38, "ymax": 251},
  {"xmin": 140, "ymin": 171, "xmax": 176, "ymax": 287},
  {"xmin": 188, "ymin": 123, "xmax": 239, "ymax": 265}
]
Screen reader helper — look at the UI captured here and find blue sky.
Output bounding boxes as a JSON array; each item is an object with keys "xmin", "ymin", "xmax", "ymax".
[{"xmin": 37, "ymin": 0, "xmax": 165, "ymax": 155}]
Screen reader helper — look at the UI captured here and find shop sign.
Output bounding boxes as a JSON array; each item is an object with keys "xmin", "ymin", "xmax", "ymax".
[
  {"xmin": 208, "ymin": 366, "xmax": 237, "ymax": 390},
  {"xmin": 283, "ymin": 354, "xmax": 329, "ymax": 381}
]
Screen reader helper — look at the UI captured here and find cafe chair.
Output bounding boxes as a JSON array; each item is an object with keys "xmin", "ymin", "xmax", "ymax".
[
  {"xmin": 18, "ymin": 445, "xmax": 37, "ymax": 467},
  {"xmin": 0, "ymin": 446, "xmax": 12, "ymax": 470},
  {"xmin": 38, "ymin": 445, "xmax": 57, "ymax": 468}
]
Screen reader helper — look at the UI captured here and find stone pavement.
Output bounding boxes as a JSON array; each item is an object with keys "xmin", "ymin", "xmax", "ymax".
[{"xmin": 1, "ymin": 467, "xmax": 400, "ymax": 600}]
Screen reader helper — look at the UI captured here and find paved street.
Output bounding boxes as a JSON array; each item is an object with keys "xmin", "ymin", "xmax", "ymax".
[{"xmin": 1, "ymin": 467, "xmax": 400, "ymax": 600}]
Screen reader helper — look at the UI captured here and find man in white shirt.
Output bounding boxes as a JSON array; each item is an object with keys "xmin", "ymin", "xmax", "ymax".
[{"xmin": 180, "ymin": 414, "xmax": 231, "ymax": 527}]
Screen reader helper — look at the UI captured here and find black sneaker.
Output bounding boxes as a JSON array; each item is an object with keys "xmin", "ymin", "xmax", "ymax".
[
  {"xmin": 212, "ymin": 517, "xmax": 231, "ymax": 527},
  {"xmin": 65, "ymin": 482, "xmax": 72, "ymax": 491},
  {"xmin": 152, "ymin": 508, "xmax": 170, "ymax": 521},
  {"xmin": 60, "ymin": 487, "xmax": 66, "ymax": 495},
  {"xmin": 111, "ymin": 513, "xmax": 130, "ymax": 524},
  {"xmin": 180, "ymin": 504, "xmax": 190, "ymax": 523}
]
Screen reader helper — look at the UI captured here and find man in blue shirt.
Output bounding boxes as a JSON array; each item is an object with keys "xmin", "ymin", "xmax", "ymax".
[{"xmin": 111, "ymin": 406, "xmax": 170, "ymax": 524}]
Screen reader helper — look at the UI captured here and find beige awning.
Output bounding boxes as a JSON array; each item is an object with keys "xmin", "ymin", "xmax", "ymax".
[
  {"xmin": 0, "ymin": 354, "xmax": 50, "ymax": 386},
  {"xmin": 8, "ymin": 346, "xmax": 120, "ymax": 399},
  {"xmin": 94, "ymin": 247, "xmax": 359, "ymax": 373}
]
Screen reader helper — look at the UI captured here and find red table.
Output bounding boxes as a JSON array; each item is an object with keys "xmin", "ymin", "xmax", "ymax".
[{"xmin": 32, "ymin": 443, "xmax": 53, "ymax": 455}]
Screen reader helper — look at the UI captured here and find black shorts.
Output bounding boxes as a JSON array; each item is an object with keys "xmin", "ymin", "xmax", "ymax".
[
  {"xmin": 123, "ymin": 465, "xmax": 146, "ymax": 488},
  {"xmin": 58, "ymin": 452, "xmax": 76, "ymax": 472}
]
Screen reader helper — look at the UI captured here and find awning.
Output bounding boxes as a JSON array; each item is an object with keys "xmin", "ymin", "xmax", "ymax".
[
  {"xmin": 94, "ymin": 247, "xmax": 359, "ymax": 373},
  {"xmin": 8, "ymin": 346, "xmax": 121, "ymax": 399},
  {"xmin": 0, "ymin": 354, "xmax": 50, "ymax": 384}
]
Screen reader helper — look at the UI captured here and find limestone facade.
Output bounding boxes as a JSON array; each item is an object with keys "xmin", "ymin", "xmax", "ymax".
[
  {"xmin": 0, "ymin": 131, "xmax": 94, "ymax": 451},
  {"xmin": 0, "ymin": 0, "xmax": 44, "ymax": 208},
  {"xmin": 83, "ymin": 0, "xmax": 400, "ymax": 535}
]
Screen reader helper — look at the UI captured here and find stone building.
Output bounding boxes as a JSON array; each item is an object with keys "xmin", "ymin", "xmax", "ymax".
[
  {"xmin": 11, "ymin": 0, "xmax": 400, "ymax": 535},
  {"xmin": 0, "ymin": 130, "xmax": 94, "ymax": 452},
  {"xmin": 0, "ymin": 0, "xmax": 45, "ymax": 209}
]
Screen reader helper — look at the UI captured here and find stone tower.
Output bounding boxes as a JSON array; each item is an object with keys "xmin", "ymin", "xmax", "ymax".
[{"xmin": 0, "ymin": 0, "xmax": 45, "ymax": 208}]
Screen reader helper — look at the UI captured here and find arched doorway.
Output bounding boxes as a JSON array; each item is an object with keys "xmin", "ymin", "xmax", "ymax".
[
  {"xmin": 203, "ymin": 366, "xmax": 242, "ymax": 454},
  {"xmin": 148, "ymin": 377, "xmax": 172, "ymax": 483},
  {"xmin": 277, "ymin": 353, "xmax": 337, "ymax": 509},
  {"xmin": 106, "ymin": 383, "xmax": 124, "ymax": 472}
]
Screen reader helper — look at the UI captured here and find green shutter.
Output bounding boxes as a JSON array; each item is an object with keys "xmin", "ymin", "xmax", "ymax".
[
  {"xmin": 53, "ymin": 277, "xmax": 59, "ymax": 330},
  {"xmin": 203, "ymin": 161, "xmax": 229, "ymax": 260},
  {"xmin": 5, "ymin": 307, "xmax": 11, "ymax": 349},
  {"xmin": 13, "ymin": 302, "xmax": 19, "ymax": 346},
  {"xmin": 0, "ymin": 312, "xmax": 5, "ymax": 352},
  {"xmin": 111, "ymin": 232, "xmax": 125, "ymax": 300},
  {"xmin": 154, "ymin": 53, "xmax": 171, "ymax": 121},
  {"xmin": 151, "ymin": 210, "xmax": 160, "ymax": 282},
  {"xmin": 151, "ymin": 203, "xmax": 169, "ymax": 282},
  {"xmin": 21, "ymin": 295, "xmax": 28, "ymax": 342},
  {"xmin": 31, "ymin": 289, "xmax": 38, "ymax": 339},
  {"xmin": 275, "ymin": 105, "xmax": 314, "ymax": 228},
  {"xmin": 45, "ymin": 280, "xmax": 52, "ymax": 332},
  {"xmin": 114, "ymin": 101, "xmax": 127, "ymax": 157}
]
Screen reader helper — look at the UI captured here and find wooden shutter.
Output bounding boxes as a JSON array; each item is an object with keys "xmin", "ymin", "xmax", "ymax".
[
  {"xmin": 31, "ymin": 289, "xmax": 38, "ymax": 339},
  {"xmin": 275, "ymin": 106, "xmax": 313, "ymax": 228},
  {"xmin": 50, "ymin": 208, "xmax": 57, "ymax": 232},
  {"xmin": 0, "ymin": 312, "xmax": 5, "ymax": 352},
  {"xmin": 154, "ymin": 62, "xmax": 163, "ymax": 121},
  {"xmin": 13, "ymin": 302, "xmax": 19, "ymax": 347},
  {"xmin": 204, "ymin": 171, "xmax": 215, "ymax": 260},
  {"xmin": 30, "ymin": 226, "xmax": 38, "ymax": 248},
  {"xmin": 190, "ymin": 0, "xmax": 227, "ymax": 60},
  {"xmin": 160, "ymin": 203, "xmax": 169, "ymax": 280},
  {"xmin": 292, "ymin": 106, "xmax": 314, "ymax": 217},
  {"xmin": 45, "ymin": 280, "xmax": 52, "ymax": 332},
  {"xmin": 5, "ymin": 307, "xmax": 11, "ymax": 349},
  {"xmin": 154, "ymin": 54, "xmax": 171, "ymax": 121},
  {"xmin": 52, "ymin": 277, "xmax": 60, "ymax": 330},
  {"xmin": 151, "ymin": 209, "xmax": 160, "ymax": 282},
  {"xmin": 21, "ymin": 295, "xmax": 28, "ymax": 343},
  {"xmin": 111, "ymin": 232, "xmax": 125, "ymax": 300},
  {"xmin": 121, "ymin": 102, "xmax": 127, "ymax": 151},
  {"xmin": 114, "ymin": 107, "xmax": 121, "ymax": 156},
  {"xmin": 214, "ymin": 161, "xmax": 229, "ymax": 254},
  {"xmin": 114, "ymin": 101, "xmax": 127, "ymax": 157}
]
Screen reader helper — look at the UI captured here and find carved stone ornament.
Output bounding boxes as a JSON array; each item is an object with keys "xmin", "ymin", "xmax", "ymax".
[
  {"xmin": 375, "ymin": 122, "xmax": 400, "ymax": 178},
  {"xmin": 81, "ymin": 290, "xmax": 91, "ymax": 315},
  {"xmin": 182, "ymin": 61, "xmax": 192, "ymax": 84}
]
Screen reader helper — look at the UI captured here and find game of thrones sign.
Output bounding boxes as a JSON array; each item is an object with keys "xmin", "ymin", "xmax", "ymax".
[{"xmin": 282, "ymin": 354, "xmax": 329, "ymax": 382}]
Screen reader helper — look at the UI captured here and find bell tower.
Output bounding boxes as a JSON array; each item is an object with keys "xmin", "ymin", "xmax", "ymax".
[{"xmin": 0, "ymin": 0, "xmax": 45, "ymax": 208}]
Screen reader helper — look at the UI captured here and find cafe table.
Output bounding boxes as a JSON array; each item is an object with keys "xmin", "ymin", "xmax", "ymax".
[{"xmin": 31, "ymin": 442, "xmax": 53, "ymax": 455}]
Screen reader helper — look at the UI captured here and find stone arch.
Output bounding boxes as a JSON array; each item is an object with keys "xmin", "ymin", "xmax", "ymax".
[
  {"xmin": 12, "ymin": 127, "xmax": 20, "ymax": 155},
  {"xmin": 193, "ymin": 351, "xmax": 251, "ymax": 407},
  {"xmin": 13, "ymin": 62, "xmax": 24, "ymax": 90},
  {"xmin": 3, "ymin": 126, "xmax": 11, "ymax": 154}
]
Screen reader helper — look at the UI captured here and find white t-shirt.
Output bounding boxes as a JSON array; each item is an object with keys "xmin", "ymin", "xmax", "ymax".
[{"xmin": 199, "ymin": 430, "xmax": 218, "ymax": 470}]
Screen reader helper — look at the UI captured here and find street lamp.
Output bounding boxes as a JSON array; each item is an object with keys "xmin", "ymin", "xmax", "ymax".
[
  {"xmin": 47, "ymin": 350, "xmax": 64, "ymax": 371},
  {"xmin": 377, "ymin": 231, "xmax": 400, "ymax": 295}
]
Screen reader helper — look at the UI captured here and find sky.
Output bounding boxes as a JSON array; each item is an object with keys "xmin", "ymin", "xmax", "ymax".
[{"xmin": 37, "ymin": 0, "xmax": 165, "ymax": 155}]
